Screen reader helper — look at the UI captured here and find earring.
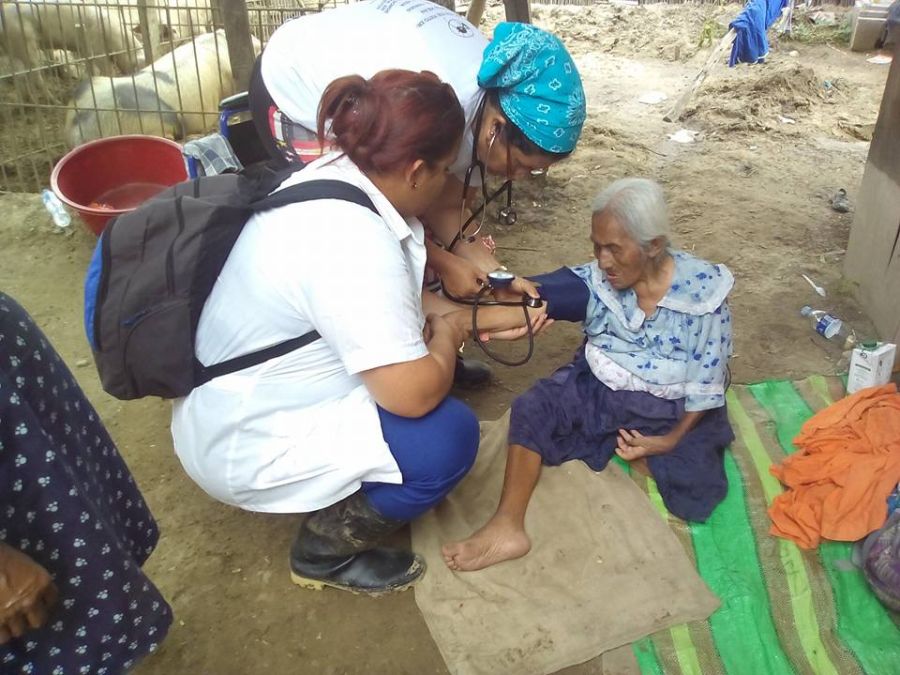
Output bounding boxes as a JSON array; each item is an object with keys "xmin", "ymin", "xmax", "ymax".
[{"xmin": 412, "ymin": 182, "xmax": 418, "ymax": 190}]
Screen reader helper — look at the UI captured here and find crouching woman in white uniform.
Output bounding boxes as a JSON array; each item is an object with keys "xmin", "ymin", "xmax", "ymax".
[{"xmin": 171, "ymin": 70, "xmax": 545, "ymax": 595}]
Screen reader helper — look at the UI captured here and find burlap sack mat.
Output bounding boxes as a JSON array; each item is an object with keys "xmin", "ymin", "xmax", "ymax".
[{"xmin": 412, "ymin": 411, "xmax": 719, "ymax": 675}]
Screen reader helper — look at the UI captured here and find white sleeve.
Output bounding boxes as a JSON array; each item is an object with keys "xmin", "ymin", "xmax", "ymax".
[{"xmin": 282, "ymin": 202, "xmax": 429, "ymax": 375}]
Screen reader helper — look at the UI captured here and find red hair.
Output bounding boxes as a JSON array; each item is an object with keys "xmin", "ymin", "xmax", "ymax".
[{"xmin": 317, "ymin": 69, "xmax": 464, "ymax": 175}]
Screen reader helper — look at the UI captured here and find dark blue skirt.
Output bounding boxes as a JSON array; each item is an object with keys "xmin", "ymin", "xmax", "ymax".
[
  {"xmin": 0, "ymin": 293, "xmax": 172, "ymax": 674},
  {"xmin": 509, "ymin": 354, "xmax": 733, "ymax": 522}
]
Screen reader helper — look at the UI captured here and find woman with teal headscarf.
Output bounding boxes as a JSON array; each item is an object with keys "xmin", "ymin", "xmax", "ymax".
[
  {"xmin": 439, "ymin": 21, "xmax": 587, "ymax": 294},
  {"xmin": 254, "ymin": 2, "xmax": 586, "ymax": 379}
]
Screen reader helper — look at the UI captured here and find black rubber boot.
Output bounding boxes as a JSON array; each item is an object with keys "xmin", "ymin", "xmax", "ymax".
[
  {"xmin": 290, "ymin": 491, "xmax": 425, "ymax": 595},
  {"xmin": 453, "ymin": 355, "xmax": 492, "ymax": 389}
]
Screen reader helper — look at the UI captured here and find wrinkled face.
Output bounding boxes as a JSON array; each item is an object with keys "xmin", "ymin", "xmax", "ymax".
[{"xmin": 591, "ymin": 211, "xmax": 647, "ymax": 290}]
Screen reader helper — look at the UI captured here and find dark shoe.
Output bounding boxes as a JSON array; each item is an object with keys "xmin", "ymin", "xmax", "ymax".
[
  {"xmin": 290, "ymin": 491, "xmax": 426, "ymax": 595},
  {"xmin": 290, "ymin": 548, "xmax": 424, "ymax": 595},
  {"xmin": 453, "ymin": 356, "xmax": 492, "ymax": 389}
]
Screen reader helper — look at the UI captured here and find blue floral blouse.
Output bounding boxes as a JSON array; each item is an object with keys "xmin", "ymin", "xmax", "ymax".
[{"xmin": 570, "ymin": 250, "xmax": 734, "ymax": 411}]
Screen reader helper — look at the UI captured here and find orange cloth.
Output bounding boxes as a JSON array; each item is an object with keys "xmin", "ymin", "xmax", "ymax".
[{"xmin": 768, "ymin": 383, "xmax": 900, "ymax": 549}]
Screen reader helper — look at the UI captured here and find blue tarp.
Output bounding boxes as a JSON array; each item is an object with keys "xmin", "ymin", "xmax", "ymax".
[{"xmin": 729, "ymin": 0, "xmax": 790, "ymax": 66}]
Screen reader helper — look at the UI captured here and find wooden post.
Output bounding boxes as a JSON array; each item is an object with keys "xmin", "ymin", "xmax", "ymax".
[
  {"xmin": 844, "ymin": 41, "xmax": 900, "ymax": 344},
  {"xmin": 503, "ymin": 0, "xmax": 530, "ymax": 24},
  {"xmin": 137, "ymin": 0, "xmax": 160, "ymax": 65},
  {"xmin": 215, "ymin": 0, "xmax": 255, "ymax": 92},
  {"xmin": 467, "ymin": 0, "xmax": 487, "ymax": 26},
  {"xmin": 778, "ymin": 0, "xmax": 794, "ymax": 36},
  {"xmin": 663, "ymin": 28, "xmax": 736, "ymax": 124}
]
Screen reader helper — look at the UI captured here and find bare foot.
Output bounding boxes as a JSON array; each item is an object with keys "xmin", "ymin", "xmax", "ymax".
[{"xmin": 441, "ymin": 514, "xmax": 531, "ymax": 572}]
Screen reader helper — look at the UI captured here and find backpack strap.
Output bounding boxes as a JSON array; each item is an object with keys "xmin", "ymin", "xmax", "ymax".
[
  {"xmin": 194, "ymin": 179, "xmax": 379, "ymax": 387},
  {"xmin": 253, "ymin": 178, "xmax": 378, "ymax": 215},
  {"xmin": 195, "ymin": 330, "xmax": 323, "ymax": 387}
]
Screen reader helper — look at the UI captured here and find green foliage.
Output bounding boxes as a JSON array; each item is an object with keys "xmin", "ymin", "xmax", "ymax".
[
  {"xmin": 784, "ymin": 15, "xmax": 853, "ymax": 46},
  {"xmin": 697, "ymin": 17, "xmax": 728, "ymax": 48}
]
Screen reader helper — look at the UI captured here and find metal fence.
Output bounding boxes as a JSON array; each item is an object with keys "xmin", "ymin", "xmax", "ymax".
[
  {"xmin": 0, "ymin": 0, "xmax": 832, "ymax": 193},
  {"xmin": 0, "ymin": 0, "xmax": 336, "ymax": 193}
]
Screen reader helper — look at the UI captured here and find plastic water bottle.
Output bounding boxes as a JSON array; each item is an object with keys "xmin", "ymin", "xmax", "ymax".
[
  {"xmin": 41, "ymin": 189, "xmax": 71, "ymax": 229},
  {"xmin": 801, "ymin": 306, "xmax": 857, "ymax": 350}
]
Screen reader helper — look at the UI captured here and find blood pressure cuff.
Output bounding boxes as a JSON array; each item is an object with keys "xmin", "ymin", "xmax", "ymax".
[{"xmin": 527, "ymin": 267, "xmax": 589, "ymax": 323}]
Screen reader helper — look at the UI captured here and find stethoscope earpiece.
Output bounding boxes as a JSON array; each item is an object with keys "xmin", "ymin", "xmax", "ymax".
[{"xmin": 450, "ymin": 104, "xmax": 517, "ymax": 252}]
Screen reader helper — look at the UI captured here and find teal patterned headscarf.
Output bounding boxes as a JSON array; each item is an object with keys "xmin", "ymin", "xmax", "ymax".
[{"xmin": 477, "ymin": 22, "xmax": 586, "ymax": 154}]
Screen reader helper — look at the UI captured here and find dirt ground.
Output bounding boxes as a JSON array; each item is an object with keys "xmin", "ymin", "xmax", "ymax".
[{"xmin": 0, "ymin": 3, "xmax": 891, "ymax": 673}]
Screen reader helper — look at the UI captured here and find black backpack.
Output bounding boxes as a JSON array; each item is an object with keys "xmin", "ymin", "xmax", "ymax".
[{"xmin": 84, "ymin": 168, "xmax": 377, "ymax": 400}]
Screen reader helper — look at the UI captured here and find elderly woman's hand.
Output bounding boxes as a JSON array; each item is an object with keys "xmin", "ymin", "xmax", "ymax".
[
  {"xmin": 479, "ymin": 320, "xmax": 554, "ymax": 342},
  {"xmin": 478, "ymin": 305, "xmax": 552, "ymax": 342},
  {"xmin": 615, "ymin": 429, "xmax": 675, "ymax": 461},
  {"xmin": 491, "ymin": 276, "xmax": 540, "ymax": 304},
  {"xmin": 0, "ymin": 543, "xmax": 58, "ymax": 644}
]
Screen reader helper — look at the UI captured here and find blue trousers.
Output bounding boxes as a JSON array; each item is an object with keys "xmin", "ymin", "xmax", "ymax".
[{"xmin": 362, "ymin": 397, "xmax": 479, "ymax": 522}]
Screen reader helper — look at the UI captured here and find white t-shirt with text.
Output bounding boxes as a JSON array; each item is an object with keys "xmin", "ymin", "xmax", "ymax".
[{"xmin": 261, "ymin": 0, "xmax": 488, "ymax": 181}]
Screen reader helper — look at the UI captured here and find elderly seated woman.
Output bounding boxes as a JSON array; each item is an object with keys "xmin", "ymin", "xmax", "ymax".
[{"xmin": 443, "ymin": 177, "xmax": 735, "ymax": 572}]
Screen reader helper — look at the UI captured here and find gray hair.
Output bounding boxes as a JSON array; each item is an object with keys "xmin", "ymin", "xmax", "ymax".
[{"xmin": 591, "ymin": 177, "xmax": 671, "ymax": 250}]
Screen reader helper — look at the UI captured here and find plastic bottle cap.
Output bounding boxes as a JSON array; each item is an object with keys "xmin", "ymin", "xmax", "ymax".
[
  {"xmin": 800, "ymin": 305, "xmax": 812, "ymax": 316},
  {"xmin": 822, "ymin": 318, "xmax": 841, "ymax": 339},
  {"xmin": 862, "ymin": 341, "xmax": 878, "ymax": 350}
]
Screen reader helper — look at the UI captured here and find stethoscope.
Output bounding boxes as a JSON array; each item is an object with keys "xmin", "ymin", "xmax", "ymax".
[
  {"xmin": 447, "ymin": 101, "xmax": 518, "ymax": 253},
  {"xmin": 442, "ymin": 102, "xmax": 550, "ymax": 365},
  {"xmin": 443, "ymin": 269, "xmax": 543, "ymax": 367}
]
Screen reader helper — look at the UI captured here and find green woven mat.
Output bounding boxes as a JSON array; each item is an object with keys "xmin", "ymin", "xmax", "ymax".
[{"xmin": 623, "ymin": 376, "xmax": 900, "ymax": 675}]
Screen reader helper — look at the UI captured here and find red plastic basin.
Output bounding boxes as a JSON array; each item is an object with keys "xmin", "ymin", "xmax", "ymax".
[{"xmin": 51, "ymin": 135, "xmax": 188, "ymax": 236}]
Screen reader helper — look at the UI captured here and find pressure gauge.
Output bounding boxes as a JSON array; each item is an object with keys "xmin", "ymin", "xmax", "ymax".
[{"xmin": 487, "ymin": 269, "xmax": 516, "ymax": 289}]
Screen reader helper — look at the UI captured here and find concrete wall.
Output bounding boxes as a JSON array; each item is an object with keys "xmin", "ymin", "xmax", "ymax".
[{"xmin": 844, "ymin": 42, "xmax": 900, "ymax": 344}]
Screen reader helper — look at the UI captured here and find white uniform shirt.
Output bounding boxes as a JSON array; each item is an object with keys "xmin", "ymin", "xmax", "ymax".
[
  {"xmin": 171, "ymin": 153, "xmax": 429, "ymax": 513},
  {"xmin": 260, "ymin": 0, "xmax": 488, "ymax": 182}
]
